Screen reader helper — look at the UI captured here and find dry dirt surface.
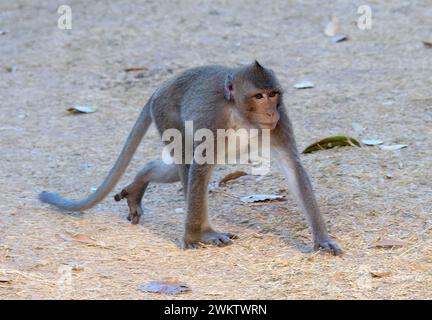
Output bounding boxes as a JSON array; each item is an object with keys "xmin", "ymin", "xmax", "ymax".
[{"xmin": 0, "ymin": 0, "xmax": 431, "ymax": 300}]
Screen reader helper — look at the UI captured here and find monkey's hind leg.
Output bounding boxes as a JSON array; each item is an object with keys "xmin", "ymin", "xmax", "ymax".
[{"xmin": 114, "ymin": 160, "xmax": 180, "ymax": 224}]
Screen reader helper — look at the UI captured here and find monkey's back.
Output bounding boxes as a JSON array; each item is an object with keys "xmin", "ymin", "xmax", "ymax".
[{"xmin": 150, "ymin": 65, "xmax": 235, "ymax": 135}]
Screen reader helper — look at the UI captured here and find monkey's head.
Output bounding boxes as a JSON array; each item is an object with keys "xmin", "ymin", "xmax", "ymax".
[{"xmin": 224, "ymin": 61, "xmax": 283, "ymax": 130}]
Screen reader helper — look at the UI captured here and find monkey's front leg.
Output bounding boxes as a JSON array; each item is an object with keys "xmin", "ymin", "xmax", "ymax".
[
  {"xmin": 271, "ymin": 129, "xmax": 342, "ymax": 255},
  {"xmin": 183, "ymin": 162, "xmax": 237, "ymax": 249}
]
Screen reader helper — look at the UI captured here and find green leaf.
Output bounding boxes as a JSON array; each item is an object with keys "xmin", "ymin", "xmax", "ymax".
[{"xmin": 302, "ymin": 136, "xmax": 361, "ymax": 154}]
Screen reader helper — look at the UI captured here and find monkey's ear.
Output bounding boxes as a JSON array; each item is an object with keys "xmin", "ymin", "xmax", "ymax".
[
  {"xmin": 254, "ymin": 60, "xmax": 264, "ymax": 69},
  {"xmin": 224, "ymin": 74, "xmax": 234, "ymax": 101}
]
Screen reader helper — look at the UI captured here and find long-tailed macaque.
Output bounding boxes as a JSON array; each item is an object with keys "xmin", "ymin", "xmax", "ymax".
[{"xmin": 39, "ymin": 61, "xmax": 342, "ymax": 255}]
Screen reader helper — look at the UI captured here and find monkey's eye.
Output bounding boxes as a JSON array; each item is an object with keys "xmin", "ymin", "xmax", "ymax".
[
  {"xmin": 254, "ymin": 93, "xmax": 264, "ymax": 99},
  {"xmin": 268, "ymin": 91, "xmax": 279, "ymax": 98}
]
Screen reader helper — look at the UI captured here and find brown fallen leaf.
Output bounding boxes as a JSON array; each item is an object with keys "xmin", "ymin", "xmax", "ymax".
[
  {"xmin": 218, "ymin": 171, "xmax": 248, "ymax": 186},
  {"xmin": 140, "ymin": 277, "xmax": 191, "ymax": 295},
  {"xmin": 117, "ymin": 256, "xmax": 130, "ymax": 261},
  {"xmin": 423, "ymin": 40, "xmax": 432, "ymax": 48},
  {"xmin": 0, "ymin": 278, "xmax": 13, "ymax": 284},
  {"xmin": 66, "ymin": 260, "xmax": 84, "ymax": 272},
  {"xmin": 368, "ymin": 240, "xmax": 406, "ymax": 249},
  {"xmin": 411, "ymin": 96, "xmax": 432, "ymax": 101},
  {"xmin": 370, "ymin": 271, "xmax": 392, "ymax": 278},
  {"xmin": 414, "ymin": 265, "xmax": 432, "ymax": 271},
  {"xmin": 124, "ymin": 67, "xmax": 147, "ymax": 72},
  {"xmin": 59, "ymin": 231, "xmax": 109, "ymax": 248},
  {"xmin": 205, "ymin": 292, "xmax": 224, "ymax": 296}
]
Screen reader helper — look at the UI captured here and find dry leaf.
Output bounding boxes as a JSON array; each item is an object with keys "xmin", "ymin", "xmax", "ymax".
[
  {"xmin": 411, "ymin": 96, "xmax": 432, "ymax": 101},
  {"xmin": 293, "ymin": 80, "xmax": 314, "ymax": 89},
  {"xmin": 140, "ymin": 277, "xmax": 192, "ymax": 295},
  {"xmin": 67, "ymin": 106, "xmax": 97, "ymax": 114},
  {"xmin": 66, "ymin": 260, "xmax": 84, "ymax": 271},
  {"xmin": 59, "ymin": 231, "xmax": 109, "ymax": 248},
  {"xmin": 414, "ymin": 265, "xmax": 432, "ymax": 271},
  {"xmin": 219, "ymin": 171, "xmax": 248, "ymax": 186},
  {"xmin": 124, "ymin": 67, "xmax": 147, "ymax": 72},
  {"xmin": 0, "ymin": 278, "xmax": 13, "ymax": 284},
  {"xmin": 205, "ymin": 292, "xmax": 224, "ymax": 296},
  {"xmin": 332, "ymin": 34, "xmax": 348, "ymax": 43},
  {"xmin": 384, "ymin": 172, "xmax": 394, "ymax": 179},
  {"xmin": 240, "ymin": 194, "xmax": 285, "ymax": 203},
  {"xmin": 379, "ymin": 144, "xmax": 408, "ymax": 151},
  {"xmin": 370, "ymin": 271, "xmax": 392, "ymax": 278},
  {"xmin": 369, "ymin": 240, "xmax": 406, "ymax": 249},
  {"xmin": 5, "ymin": 66, "xmax": 16, "ymax": 73},
  {"xmin": 302, "ymin": 136, "xmax": 361, "ymax": 154},
  {"xmin": 423, "ymin": 41, "xmax": 432, "ymax": 48},
  {"xmin": 362, "ymin": 139, "xmax": 384, "ymax": 146}
]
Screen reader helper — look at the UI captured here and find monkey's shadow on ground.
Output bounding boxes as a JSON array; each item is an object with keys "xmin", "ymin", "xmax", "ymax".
[{"xmin": 112, "ymin": 181, "xmax": 314, "ymax": 253}]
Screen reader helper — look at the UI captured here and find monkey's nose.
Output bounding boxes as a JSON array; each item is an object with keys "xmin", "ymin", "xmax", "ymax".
[{"xmin": 266, "ymin": 111, "xmax": 275, "ymax": 118}]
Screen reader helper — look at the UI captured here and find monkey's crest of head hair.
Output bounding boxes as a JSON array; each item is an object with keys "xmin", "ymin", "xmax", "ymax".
[{"xmin": 235, "ymin": 61, "xmax": 281, "ymax": 90}]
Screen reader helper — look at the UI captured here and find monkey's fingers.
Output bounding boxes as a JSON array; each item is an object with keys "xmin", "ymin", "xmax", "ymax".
[
  {"xmin": 114, "ymin": 189, "xmax": 128, "ymax": 202},
  {"xmin": 314, "ymin": 240, "xmax": 343, "ymax": 256},
  {"xmin": 183, "ymin": 242, "xmax": 203, "ymax": 250},
  {"xmin": 183, "ymin": 231, "xmax": 237, "ymax": 249},
  {"xmin": 224, "ymin": 232, "xmax": 239, "ymax": 240}
]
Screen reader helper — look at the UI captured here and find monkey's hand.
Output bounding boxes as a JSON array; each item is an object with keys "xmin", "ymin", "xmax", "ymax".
[{"xmin": 314, "ymin": 240, "xmax": 343, "ymax": 256}]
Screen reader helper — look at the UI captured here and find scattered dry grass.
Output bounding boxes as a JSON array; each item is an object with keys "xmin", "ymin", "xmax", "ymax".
[{"xmin": 0, "ymin": 0, "xmax": 431, "ymax": 299}]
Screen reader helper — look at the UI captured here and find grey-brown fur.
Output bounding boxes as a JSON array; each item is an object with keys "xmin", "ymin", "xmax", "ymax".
[{"xmin": 39, "ymin": 62, "xmax": 342, "ymax": 255}]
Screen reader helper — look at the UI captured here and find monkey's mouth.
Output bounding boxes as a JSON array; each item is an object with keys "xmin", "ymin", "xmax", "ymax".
[{"xmin": 258, "ymin": 122, "xmax": 278, "ymax": 130}]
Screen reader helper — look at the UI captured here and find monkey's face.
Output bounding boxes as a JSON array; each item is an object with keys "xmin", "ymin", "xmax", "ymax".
[
  {"xmin": 243, "ymin": 89, "xmax": 281, "ymax": 130},
  {"xmin": 225, "ymin": 61, "xmax": 283, "ymax": 130},
  {"xmin": 229, "ymin": 84, "xmax": 282, "ymax": 130}
]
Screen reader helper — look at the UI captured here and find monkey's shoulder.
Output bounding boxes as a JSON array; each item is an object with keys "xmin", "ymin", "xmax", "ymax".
[{"xmin": 173, "ymin": 65, "xmax": 234, "ymax": 86}]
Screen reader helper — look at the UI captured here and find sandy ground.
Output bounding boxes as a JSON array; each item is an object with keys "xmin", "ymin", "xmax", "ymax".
[{"xmin": 0, "ymin": 0, "xmax": 431, "ymax": 299}]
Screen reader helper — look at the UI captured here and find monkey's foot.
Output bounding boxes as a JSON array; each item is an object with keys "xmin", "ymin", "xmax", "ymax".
[
  {"xmin": 314, "ymin": 240, "xmax": 343, "ymax": 256},
  {"xmin": 114, "ymin": 189, "xmax": 143, "ymax": 225},
  {"xmin": 183, "ymin": 231, "xmax": 238, "ymax": 249}
]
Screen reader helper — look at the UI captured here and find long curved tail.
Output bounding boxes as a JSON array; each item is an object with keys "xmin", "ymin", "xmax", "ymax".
[{"xmin": 39, "ymin": 102, "xmax": 153, "ymax": 211}]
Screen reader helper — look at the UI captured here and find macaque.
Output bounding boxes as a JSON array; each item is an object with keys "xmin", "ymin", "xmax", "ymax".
[{"xmin": 40, "ymin": 61, "xmax": 342, "ymax": 255}]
